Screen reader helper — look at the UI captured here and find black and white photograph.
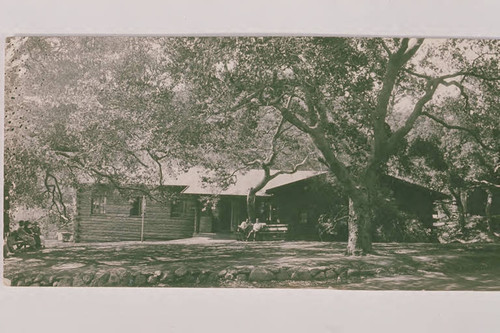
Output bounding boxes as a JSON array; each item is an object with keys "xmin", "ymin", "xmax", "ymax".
[{"xmin": 3, "ymin": 35, "xmax": 499, "ymax": 290}]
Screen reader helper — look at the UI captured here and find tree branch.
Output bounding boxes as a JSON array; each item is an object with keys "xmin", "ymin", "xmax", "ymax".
[
  {"xmin": 89, "ymin": 167, "xmax": 160, "ymax": 202},
  {"xmin": 380, "ymin": 39, "xmax": 392, "ymax": 56},
  {"xmin": 421, "ymin": 111, "xmax": 497, "ymax": 152},
  {"xmin": 405, "ymin": 69, "xmax": 500, "ymax": 82},
  {"xmin": 265, "ymin": 83, "xmax": 355, "ymax": 194},
  {"xmin": 125, "ymin": 150, "xmax": 149, "ymax": 168},
  {"xmin": 264, "ymin": 117, "xmax": 287, "ymax": 166},
  {"xmin": 401, "ymin": 39, "xmax": 424, "ymax": 62},
  {"xmin": 228, "ymin": 89, "xmax": 263, "ymax": 112},
  {"xmin": 273, "ymin": 95, "xmax": 316, "ymax": 134},
  {"xmin": 146, "ymin": 149, "xmax": 164, "ymax": 186},
  {"xmin": 388, "ymin": 80, "xmax": 439, "ymax": 149},
  {"xmin": 372, "ymin": 40, "xmax": 424, "ymax": 162},
  {"xmin": 44, "ymin": 172, "xmax": 69, "ymax": 222},
  {"xmin": 208, "ymin": 165, "xmax": 252, "ymax": 190},
  {"xmin": 243, "ymin": 158, "xmax": 264, "ymax": 167},
  {"xmin": 477, "ymin": 180, "xmax": 500, "ymax": 189},
  {"xmin": 404, "ymin": 69, "xmax": 432, "ymax": 80},
  {"xmin": 271, "ymin": 154, "xmax": 310, "ymax": 178},
  {"xmin": 54, "ymin": 148, "xmax": 167, "ymax": 200},
  {"xmin": 396, "ymin": 38, "xmax": 409, "ymax": 56},
  {"xmin": 438, "ymin": 79, "xmax": 470, "ymax": 108}
]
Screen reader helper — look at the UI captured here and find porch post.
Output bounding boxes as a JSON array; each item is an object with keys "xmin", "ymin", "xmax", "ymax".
[
  {"xmin": 140, "ymin": 195, "xmax": 146, "ymax": 242},
  {"xmin": 230, "ymin": 200, "xmax": 235, "ymax": 232},
  {"xmin": 193, "ymin": 201, "xmax": 199, "ymax": 235},
  {"xmin": 269, "ymin": 202, "xmax": 272, "ymax": 222}
]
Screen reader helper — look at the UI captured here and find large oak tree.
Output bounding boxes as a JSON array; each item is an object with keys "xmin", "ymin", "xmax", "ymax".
[{"xmin": 167, "ymin": 37, "xmax": 499, "ymax": 254}]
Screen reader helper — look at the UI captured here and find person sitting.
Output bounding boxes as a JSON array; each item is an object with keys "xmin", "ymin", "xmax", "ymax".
[
  {"xmin": 246, "ymin": 219, "xmax": 266, "ymax": 241},
  {"xmin": 236, "ymin": 219, "xmax": 253, "ymax": 241},
  {"xmin": 26, "ymin": 221, "xmax": 42, "ymax": 249},
  {"xmin": 16, "ymin": 220, "xmax": 37, "ymax": 249}
]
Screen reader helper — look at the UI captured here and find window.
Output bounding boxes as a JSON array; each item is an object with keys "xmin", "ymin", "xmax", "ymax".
[
  {"xmin": 91, "ymin": 196, "xmax": 106, "ymax": 215},
  {"xmin": 129, "ymin": 197, "xmax": 144, "ymax": 217},
  {"xmin": 170, "ymin": 199, "xmax": 186, "ymax": 218},
  {"xmin": 299, "ymin": 211, "xmax": 308, "ymax": 224}
]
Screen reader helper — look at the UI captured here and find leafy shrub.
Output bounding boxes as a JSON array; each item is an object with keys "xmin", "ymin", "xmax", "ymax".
[
  {"xmin": 316, "ymin": 209, "xmax": 348, "ymax": 241},
  {"xmin": 373, "ymin": 215, "xmax": 434, "ymax": 243},
  {"xmin": 372, "ymin": 196, "xmax": 435, "ymax": 243},
  {"xmin": 435, "ymin": 215, "xmax": 495, "ymax": 243},
  {"xmin": 316, "ymin": 203, "xmax": 435, "ymax": 243}
]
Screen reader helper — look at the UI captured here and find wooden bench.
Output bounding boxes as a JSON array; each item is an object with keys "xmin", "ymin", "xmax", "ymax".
[{"xmin": 258, "ymin": 224, "xmax": 289, "ymax": 241}]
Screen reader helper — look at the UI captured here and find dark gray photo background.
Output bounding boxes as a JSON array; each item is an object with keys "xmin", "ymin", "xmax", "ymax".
[{"xmin": 1, "ymin": 1, "xmax": 499, "ymax": 333}]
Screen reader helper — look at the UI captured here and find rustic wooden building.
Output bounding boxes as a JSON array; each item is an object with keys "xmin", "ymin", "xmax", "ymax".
[
  {"xmin": 74, "ymin": 170, "xmax": 325, "ymax": 242},
  {"xmin": 74, "ymin": 169, "xmax": 448, "ymax": 242}
]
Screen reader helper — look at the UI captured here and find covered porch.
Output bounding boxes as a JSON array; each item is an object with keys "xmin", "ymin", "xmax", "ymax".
[{"xmin": 193, "ymin": 195, "xmax": 275, "ymax": 235}]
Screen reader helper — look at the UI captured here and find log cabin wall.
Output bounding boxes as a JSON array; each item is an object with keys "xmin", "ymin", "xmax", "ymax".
[{"xmin": 76, "ymin": 186, "xmax": 196, "ymax": 242}]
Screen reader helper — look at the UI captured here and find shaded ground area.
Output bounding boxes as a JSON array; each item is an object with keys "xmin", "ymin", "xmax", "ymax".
[{"xmin": 3, "ymin": 238, "xmax": 500, "ymax": 290}]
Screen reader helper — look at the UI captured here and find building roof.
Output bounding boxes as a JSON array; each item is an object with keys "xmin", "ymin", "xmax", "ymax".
[
  {"xmin": 166, "ymin": 168, "xmax": 326, "ymax": 197},
  {"xmin": 380, "ymin": 174, "xmax": 449, "ymax": 200},
  {"xmin": 80, "ymin": 164, "xmax": 448, "ymax": 199}
]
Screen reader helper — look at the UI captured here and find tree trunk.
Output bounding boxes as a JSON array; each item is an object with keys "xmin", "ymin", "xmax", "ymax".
[
  {"xmin": 460, "ymin": 190, "xmax": 469, "ymax": 218},
  {"xmin": 3, "ymin": 182, "xmax": 11, "ymax": 239},
  {"xmin": 246, "ymin": 188, "xmax": 258, "ymax": 223},
  {"xmin": 309, "ymin": 132, "xmax": 376, "ymax": 255},
  {"xmin": 484, "ymin": 188, "xmax": 498, "ymax": 237},
  {"xmin": 346, "ymin": 196, "xmax": 373, "ymax": 255},
  {"xmin": 450, "ymin": 188, "xmax": 467, "ymax": 229}
]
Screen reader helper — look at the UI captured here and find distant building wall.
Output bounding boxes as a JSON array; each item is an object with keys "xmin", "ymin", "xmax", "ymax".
[
  {"xmin": 467, "ymin": 188, "xmax": 500, "ymax": 216},
  {"xmin": 269, "ymin": 175, "xmax": 345, "ymax": 240},
  {"xmin": 379, "ymin": 176, "xmax": 449, "ymax": 228},
  {"xmin": 269, "ymin": 174, "xmax": 448, "ymax": 240}
]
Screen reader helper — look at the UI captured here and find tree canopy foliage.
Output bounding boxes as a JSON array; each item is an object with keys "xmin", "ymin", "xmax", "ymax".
[{"xmin": 5, "ymin": 37, "xmax": 499, "ymax": 254}]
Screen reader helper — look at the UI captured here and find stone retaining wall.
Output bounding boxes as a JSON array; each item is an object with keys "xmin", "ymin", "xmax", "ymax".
[{"xmin": 5, "ymin": 263, "xmax": 409, "ymax": 287}]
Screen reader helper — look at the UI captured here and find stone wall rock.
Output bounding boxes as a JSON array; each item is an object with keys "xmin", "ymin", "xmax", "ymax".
[
  {"xmin": 275, "ymin": 269, "xmax": 291, "ymax": 281},
  {"xmin": 134, "ymin": 273, "xmax": 148, "ymax": 286},
  {"xmin": 174, "ymin": 267, "xmax": 189, "ymax": 278},
  {"xmin": 58, "ymin": 276, "xmax": 73, "ymax": 287},
  {"xmin": 291, "ymin": 268, "xmax": 312, "ymax": 281},
  {"xmin": 248, "ymin": 267, "xmax": 274, "ymax": 281},
  {"xmin": 90, "ymin": 272, "xmax": 110, "ymax": 287},
  {"xmin": 325, "ymin": 269, "xmax": 337, "ymax": 279}
]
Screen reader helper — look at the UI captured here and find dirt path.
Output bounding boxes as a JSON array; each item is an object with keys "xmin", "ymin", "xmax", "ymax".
[{"xmin": 4, "ymin": 240, "xmax": 500, "ymax": 289}]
